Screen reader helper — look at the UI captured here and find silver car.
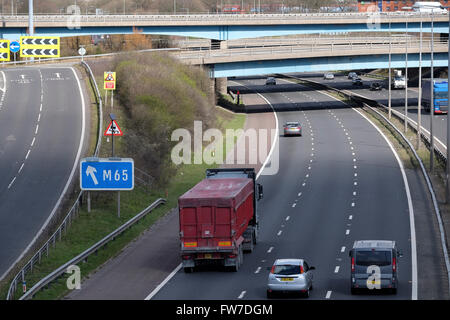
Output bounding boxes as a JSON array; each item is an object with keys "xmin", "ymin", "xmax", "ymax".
[
  {"xmin": 283, "ymin": 121, "xmax": 302, "ymax": 136},
  {"xmin": 267, "ymin": 259, "xmax": 315, "ymax": 298},
  {"xmin": 265, "ymin": 77, "xmax": 276, "ymax": 85},
  {"xmin": 324, "ymin": 72, "xmax": 334, "ymax": 80}
]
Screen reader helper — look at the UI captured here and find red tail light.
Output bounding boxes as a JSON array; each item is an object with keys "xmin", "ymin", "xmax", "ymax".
[
  {"xmin": 270, "ymin": 265, "xmax": 276, "ymax": 274},
  {"xmin": 351, "ymin": 257, "xmax": 355, "ymax": 272},
  {"xmin": 393, "ymin": 257, "xmax": 396, "ymax": 272},
  {"xmin": 300, "ymin": 266, "xmax": 304, "ymax": 274}
]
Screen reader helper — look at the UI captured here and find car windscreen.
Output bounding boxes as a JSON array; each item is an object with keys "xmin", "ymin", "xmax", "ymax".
[
  {"xmin": 274, "ymin": 265, "xmax": 302, "ymax": 275},
  {"xmin": 355, "ymin": 250, "xmax": 391, "ymax": 266}
]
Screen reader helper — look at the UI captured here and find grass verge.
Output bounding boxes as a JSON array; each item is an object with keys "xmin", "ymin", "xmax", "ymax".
[{"xmin": 1, "ymin": 71, "xmax": 246, "ymax": 300}]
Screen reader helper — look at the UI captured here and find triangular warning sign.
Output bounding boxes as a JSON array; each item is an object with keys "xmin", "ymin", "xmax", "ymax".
[{"xmin": 104, "ymin": 120, "xmax": 123, "ymax": 136}]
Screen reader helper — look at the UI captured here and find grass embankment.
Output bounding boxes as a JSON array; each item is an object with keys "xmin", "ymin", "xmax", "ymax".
[{"xmin": 1, "ymin": 53, "xmax": 246, "ymax": 300}]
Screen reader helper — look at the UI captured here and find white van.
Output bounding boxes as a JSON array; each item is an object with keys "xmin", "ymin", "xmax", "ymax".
[{"xmin": 412, "ymin": 2, "xmax": 447, "ymax": 13}]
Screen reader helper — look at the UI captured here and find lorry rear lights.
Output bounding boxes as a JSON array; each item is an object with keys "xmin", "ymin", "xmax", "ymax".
[
  {"xmin": 182, "ymin": 255, "xmax": 192, "ymax": 260},
  {"xmin": 218, "ymin": 241, "xmax": 232, "ymax": 246},
  {"xmin": 184, "ymin": 242, "xmax": 197, "ymax": 247},
  {"xmin": 228, "ymin": 254, "xmax": 237, "ymax": 258}
]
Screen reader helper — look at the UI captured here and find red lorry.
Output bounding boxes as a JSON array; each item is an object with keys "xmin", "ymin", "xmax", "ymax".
[{"xmin": 179, "ymin": 168, "xmax": 263, "ymax": 272}]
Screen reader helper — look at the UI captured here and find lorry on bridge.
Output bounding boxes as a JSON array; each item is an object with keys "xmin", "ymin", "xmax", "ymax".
[
  {"xmin": 422, "ymin": 78, "xmax": 448, "ymax": 114},
  {"xmin": 178, "ymin": 168, "xmax": 263, "ymax": 273}
]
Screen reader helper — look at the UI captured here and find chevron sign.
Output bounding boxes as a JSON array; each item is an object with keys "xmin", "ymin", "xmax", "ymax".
[
  {"xmin": 20, "ymin": 36, "xmax": 60, "ymax": 58},
  {"xmin": 21, "ymin": 38, "xmax": 58, "ymax": 46},
  {"xmin": 22, "ymin": 49, "xmax": 59, "ymax": 57},
  {"xmin": 0, "ymin": 39, "xmax": 10, "ymax": 61}
]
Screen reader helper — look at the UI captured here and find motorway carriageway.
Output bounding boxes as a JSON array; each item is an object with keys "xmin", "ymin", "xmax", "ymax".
[
  {"xmin": 68, "ymin": 75, "xmax": 448, "ymax": 300},
  {"xmin": 150, "ymin": 76, "xmax": 422, "ymax": 300},
  {"xmin": 0, "ymin": 67, "xmax": 85, "ymax": 281},
  {"xmin": 298, "ymin": 72, "xmax": 448, "ymax": 149}
]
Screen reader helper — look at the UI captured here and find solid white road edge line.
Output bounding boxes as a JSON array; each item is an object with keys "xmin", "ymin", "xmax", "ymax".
[
  {"xmin": 144, "ymin": 79, "xmax": 280, "ymax": 300},
  {"xmin": 352, "ymin": 106, "xmax": 418, "ymax": 301},
  {"xmin": 0, "ymin": 67, "xmax": 86, "ymax": 282},
  {"xmin": 315, "ymin": 87, "xmax": 417, "ymax": 300},
  {"xmin": 0, "ymin": 70, "xmax": 6, "ymax": 92}
]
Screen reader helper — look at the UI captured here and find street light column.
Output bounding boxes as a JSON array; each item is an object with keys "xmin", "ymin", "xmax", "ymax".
[
  {"xmin": 430, "ymin": 12, "xmax": 435, "ymax": 173},
  {"xmin": 405, "ymin": 20, "xmax": 408, "ymax": 133},
  {"xmin": 389, "ymin": 16, "xmax": 392, "ymax": 119},
  {"xmin": 416, "ymin": 12, "xmax": 423, "ymax": 150}
]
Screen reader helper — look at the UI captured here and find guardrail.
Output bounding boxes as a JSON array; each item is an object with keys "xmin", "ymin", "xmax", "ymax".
[
  {"xmin": 0, "ymin": 11, "xmax": 447, "ymax": 22},
  {"xmin": 5, "ymin": 61, "xmax": 103, "ymax": 300},
  {"xmin": 288, "ymin": 75, "xmax": 450, "ymax": 294},
  {"xmin": 175, "ymin": 40, "xmax": 449, "ymax": 61},
  {"xmin": 19, "ymin": 198, "xmax": 166, "ymax": 300}
]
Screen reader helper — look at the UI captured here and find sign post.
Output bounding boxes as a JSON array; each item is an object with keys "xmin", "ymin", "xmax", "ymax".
[
  {"xmin": 104, "ymin": 71, "xmax": 116, "ymax": 110},
  {"xmin": 80, "ymin": 157, "xmax": 134, "ymax": 218}
]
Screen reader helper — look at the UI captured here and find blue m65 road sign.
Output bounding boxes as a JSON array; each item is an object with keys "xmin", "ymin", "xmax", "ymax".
[{"xmin": 80, "ymin": 158, "xmax": 134, "ymax": 191}]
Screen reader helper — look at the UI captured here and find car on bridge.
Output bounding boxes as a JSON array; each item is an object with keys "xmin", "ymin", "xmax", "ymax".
[
  {"xmin": 267, "ymin": 259, "xmax": 315, "ymax": 298},
  {"xmin": 352, "ymin": 77, "xmax": 363, "ymax": 86},
  {"xmin": 370, "ymin": 82, "xmax": 382, "ymax": 91},
  {"xmin": 324, "ymin": 72, "xmax": 335, "ymax": 80},
  {"xmin": 265, "ymin": 77, "xmax": 276, "ymax": 85},
  {"xmin": 283, "ymin": 121, "xmax": 302, "ymax": 136},
  {"xmin": 348, "ymin": 72, "xmax": 358, "ymax": 79},
  {"xmin": 349, "ymin": 240, "xmax": 402, "ymax": 295}
]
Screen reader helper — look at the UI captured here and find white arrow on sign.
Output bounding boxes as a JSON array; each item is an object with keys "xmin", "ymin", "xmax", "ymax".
[{"xmin": 86, "ymin": 166, "xmax": 98, "ymax": 185}]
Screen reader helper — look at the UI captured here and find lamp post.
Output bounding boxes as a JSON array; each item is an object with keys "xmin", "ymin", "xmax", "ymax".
[
  {"xmin": 417, "ymin": 11, "xmax": 423, "ymax": 150},
  {"xmin": 402, "ymin": 7, "xmax": 410, "ymax": 132},
  {"xmin": 388, "ymin": 14, "xmax": 392, "ymax": 119},
  {"xmin": 430, "ymin": 11, "xmax": 435, "ymax": 173},
  {"xmin": 447, "ymin": 4, "xmax": 450, "ymax": 203}
]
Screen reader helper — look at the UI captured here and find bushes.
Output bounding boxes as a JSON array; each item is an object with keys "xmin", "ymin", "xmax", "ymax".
[{"xmin": 111, "ymin": 52, "xmax": 216, "ymax": 187}]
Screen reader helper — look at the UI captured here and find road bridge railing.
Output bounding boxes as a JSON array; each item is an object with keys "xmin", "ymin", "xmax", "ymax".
[{"xmin": 1, "ymin": 11, "xmax": 448, "ymax": 25}]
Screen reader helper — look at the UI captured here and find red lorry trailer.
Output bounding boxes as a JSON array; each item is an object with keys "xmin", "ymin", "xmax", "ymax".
[{"xmin": 179, "ymin": 168, "xmax": 263, "ymax": 272}]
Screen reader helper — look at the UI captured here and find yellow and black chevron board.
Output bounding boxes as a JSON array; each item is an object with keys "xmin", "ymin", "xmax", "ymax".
[
  {"xmin": 0, "ymin": 39, "xmax": 10, "ymax": 61},
  {"xmin": 20, "ymin": 36, "xmax": 60, "ymax": 58}
]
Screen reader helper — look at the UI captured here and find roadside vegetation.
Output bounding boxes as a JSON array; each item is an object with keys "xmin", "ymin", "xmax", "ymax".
[{"xmin": 0, "ymin": 52, "xmax": 245, "ymax": 300}]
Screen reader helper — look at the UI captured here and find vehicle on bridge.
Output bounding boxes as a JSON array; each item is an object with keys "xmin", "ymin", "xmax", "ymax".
[
  {"xmin": 179, "ymin": 168, "xmax": 263, "ymax": 273},
  {"xmin": 422, "ymin": 78, "xmax": 448, "ymax": 114},
  {"xmin": 349, "ymin": 240, "xmax": 402, "ymax": 295},
  {"xmin": 324, "ymin": 72, "xmax": 335, "ymax": 80},
  {"xmin": 370, "ymin": 82, "xmax": 383, "ymax": 91},
  {"xmin": 267, "ymin": 259, "xmax": 315, "ymax": 298},
  {"xmin": 412, "ymin": 2, "xmax": 448, "ymax": 14},
  {"xmin": 352, "ymin": 77, "xmax": 363, "ymax": 86},
  {"xmin": 265, "ymin": 77, "xmax": 276, "ymax": 85},
  {"xmin": 348, "ymin": 72, "xmax": 358, "ymax": 80}
]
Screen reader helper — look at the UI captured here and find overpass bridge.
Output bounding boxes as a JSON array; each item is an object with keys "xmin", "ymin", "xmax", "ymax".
[
  {"xmin": 172, "ymin": 39, "xmax": 449, "ymax": 78},
  {"xmin": 1, "ymin": 12, "xmax": 449, "ymax": 41}
]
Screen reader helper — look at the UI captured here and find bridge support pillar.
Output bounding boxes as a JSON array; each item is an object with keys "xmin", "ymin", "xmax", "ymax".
[{"xmin": 215, "ymin": 77, "xmax": 228, "ymax": 96}]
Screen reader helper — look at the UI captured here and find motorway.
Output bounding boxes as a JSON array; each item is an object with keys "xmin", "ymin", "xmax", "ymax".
[
  {"xmin": 296, "ymin": 72, "xmax": 448, "ymax": 148},
  {"xmin": 151, "ymin": 77, "xmax": 417, "ymax": 300},
  {"xmin": 0, "ymin": 67, "xmax": 85, "ymax": 280},
  {"xmin": 66, "ymin": 74, "xmax": 448, "ymax": 300}
]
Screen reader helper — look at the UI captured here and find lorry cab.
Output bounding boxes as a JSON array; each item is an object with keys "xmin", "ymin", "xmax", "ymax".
[{"xmin": 349, "ymin": 240, "xmax": 402, "ymax": 294}]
